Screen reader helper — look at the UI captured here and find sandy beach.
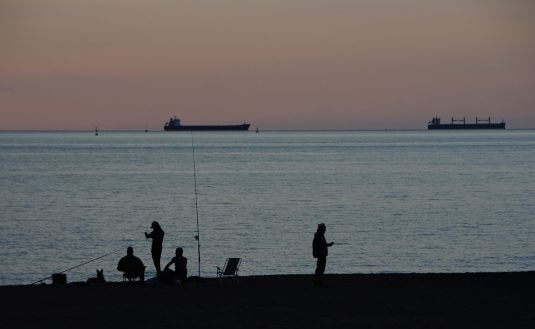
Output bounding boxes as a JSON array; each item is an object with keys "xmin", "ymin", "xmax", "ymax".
[{"xmin": 1, "ymin": 272, "xmax": 534, "ymax": 329}]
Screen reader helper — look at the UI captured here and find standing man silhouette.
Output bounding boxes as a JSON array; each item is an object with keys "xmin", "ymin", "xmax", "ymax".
[
  {"xmin": 312, "ymin": 223, "xmax": 334, "ymax": 286},
  {"xmin": 145, "ymin": 221, "xmax": 164, "ymax": 276}
]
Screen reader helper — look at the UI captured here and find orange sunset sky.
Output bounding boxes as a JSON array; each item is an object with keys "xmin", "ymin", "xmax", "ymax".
[{"xmin": 1, "ymin": 0, "xmax": 534, "ymax": 130}]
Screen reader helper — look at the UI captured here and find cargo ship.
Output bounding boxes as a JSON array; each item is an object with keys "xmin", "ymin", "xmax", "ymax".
[
  {"xmin": 428, "ymin": 116, "xmax": 505, "ymax": 130},
  {"xmin": 164, "ymin": 117, "xmax": 250, "ymax": 131}
]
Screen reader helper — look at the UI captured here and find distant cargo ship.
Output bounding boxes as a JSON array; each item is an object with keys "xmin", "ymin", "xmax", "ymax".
[
  {"xmin": 164, "ymin": 117, "xmax": 250, "ymax": 131},
  {"xmin": 428, "ymin": 117, "xmax": 505, "ymax": 130}
]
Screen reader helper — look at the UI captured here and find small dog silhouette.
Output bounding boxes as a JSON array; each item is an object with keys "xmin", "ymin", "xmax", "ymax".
[{"xmin": 86, "ymin": 269, "xmax": 105, "ymax": 284}]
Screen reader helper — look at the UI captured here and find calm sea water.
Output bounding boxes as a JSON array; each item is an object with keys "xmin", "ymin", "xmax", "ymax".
[{"xmin": 1, "ymin": 130, "xmax": 534, "ymax": 285}]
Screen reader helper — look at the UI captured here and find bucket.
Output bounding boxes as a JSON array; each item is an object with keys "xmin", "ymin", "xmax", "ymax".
[{"xmin": 52, "ymin": 273, "xmax": 67, "ymax": 285}]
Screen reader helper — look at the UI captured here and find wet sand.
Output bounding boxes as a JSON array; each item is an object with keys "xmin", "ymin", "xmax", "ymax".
[{"xmin": 2, "ymin": 272, "xmax": 534, "ymax": 329}]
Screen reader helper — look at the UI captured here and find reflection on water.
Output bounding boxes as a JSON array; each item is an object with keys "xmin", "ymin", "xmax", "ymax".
[{"xmin": 1, "ymin": 130, "xmax": 534, "ymax": 285}]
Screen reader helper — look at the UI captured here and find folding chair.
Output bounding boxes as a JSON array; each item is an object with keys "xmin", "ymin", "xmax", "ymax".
[
  {"xmin": 121, "ymin": 266, "xmax": 145, "ymax": 283},
  {"xmin": 216, "ymin": 258, "xmax": 241, "ymax": 284}
]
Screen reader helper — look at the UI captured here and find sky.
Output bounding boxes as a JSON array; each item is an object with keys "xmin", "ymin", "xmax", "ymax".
[{"xmin": 1, "ymin": 0, "xmax": 534, "ymax": 130}]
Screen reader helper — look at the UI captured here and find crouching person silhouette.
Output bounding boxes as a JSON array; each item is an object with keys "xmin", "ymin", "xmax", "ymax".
[
  {"xmin": 161, "ymin": 247, "xmax": 188, "ymax": 284},
  {"xmin": 117, "ymin": 246, "xmax": 145, "ymax": 282},
  {"xmin": 312, "ymin": 223, "xmax": 334, "ymax": 286}
]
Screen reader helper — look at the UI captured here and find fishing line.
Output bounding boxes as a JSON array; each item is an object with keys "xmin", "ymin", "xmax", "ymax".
[
  {"xmin": 191, "ymin": 133, "xmax": 201, "ymax": 277},
  {"xmin": 30, "ymin": 248, "xmax": 123, "ymax": 285},
  {"xmin": 31, "ymin": 134, "xmax": 204, "ymax": 284}
]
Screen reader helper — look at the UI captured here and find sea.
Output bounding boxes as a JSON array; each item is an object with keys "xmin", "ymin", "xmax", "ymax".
[{"xmin": 1, "ymin": 130, "xmax": 534, "ymax": 285}]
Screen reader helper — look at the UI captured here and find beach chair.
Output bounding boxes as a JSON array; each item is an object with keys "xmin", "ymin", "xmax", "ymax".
[
  {"xmin": 121, "ymin": 266, "xmax": 145, "ymax": 283},
  {"xmin": 217, "ymin": 258, "xmax": 241, "ymax": 284}
]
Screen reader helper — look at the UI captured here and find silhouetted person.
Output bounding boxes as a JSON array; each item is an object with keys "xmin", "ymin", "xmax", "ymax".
[
  {"xmin": 313, "ymin": 223, "xmax": 334, "ymax": 286},
  {"xmin": 117, "ymin": 246, "xmax": 145, "ymax": 282},
  {"xmin": 162, "ymin": 247, "xmax": 188, "ymax": 283},
  {"xmin": 145, "ymin": 221, "xmax": 164, "ymax": 275}
]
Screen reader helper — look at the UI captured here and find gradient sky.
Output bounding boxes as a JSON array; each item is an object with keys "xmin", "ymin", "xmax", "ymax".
[{"xmin": 1, "ymin": 0, "xmax": 534, "ymax": 130}]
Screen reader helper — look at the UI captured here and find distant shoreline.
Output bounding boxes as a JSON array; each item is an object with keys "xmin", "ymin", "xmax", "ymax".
[{"xmin": 1, "ymin": 128, "xmax": 535, "ymax": 133}]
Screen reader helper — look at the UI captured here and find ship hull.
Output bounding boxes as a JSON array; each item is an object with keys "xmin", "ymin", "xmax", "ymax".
[
  {"xmin": 428, "ymin": 123, "xmax": 505, "ymax": 130},
  {"xmin": 164, "ymin": 124, "xmax": 250, "ymax": 131}
]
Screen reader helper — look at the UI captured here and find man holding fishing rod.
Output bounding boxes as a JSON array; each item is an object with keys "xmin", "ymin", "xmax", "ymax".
[{"xmin": 312, "ymin": 223, "xmax": 334, "ymax": 286}]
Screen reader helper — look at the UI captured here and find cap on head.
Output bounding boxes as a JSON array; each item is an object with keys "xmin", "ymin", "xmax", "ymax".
[
  {"xmin": 151, "ymin": 221, "xmax": 162, "ymax": 230},
  {"xmin": 127, "ymin": 246, "xmax": 133, "ymax": 255}
]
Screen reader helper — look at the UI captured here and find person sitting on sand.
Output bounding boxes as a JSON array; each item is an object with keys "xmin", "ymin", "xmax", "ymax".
[
  {"xmin": 117, "ymin": 246, "xmax": 145, "ymax": 282},
  {"xmin": 145, "ymin": 221, "xmax": 164, "ymax": 275},
  {"xmin": 161, "ymin": 247, "xmax": 188, "ymax": 284},
  {"xmin": 312, "ymin": 223, "xmax": 334, "ymax": 286}
]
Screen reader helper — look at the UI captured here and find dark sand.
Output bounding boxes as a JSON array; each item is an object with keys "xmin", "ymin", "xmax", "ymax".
[{"xmin": 2, "ymin": 272, "xmax": 534, "ymax": 329}]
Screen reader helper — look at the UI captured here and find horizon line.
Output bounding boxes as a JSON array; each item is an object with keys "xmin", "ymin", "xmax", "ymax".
[{"xmin": 1, "ymin": 128, "xmax": 534, "ymax": 133}]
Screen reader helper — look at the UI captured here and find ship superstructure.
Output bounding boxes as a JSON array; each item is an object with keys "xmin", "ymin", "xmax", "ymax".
[
  {"xmin": 428, "ymin": 117, "xmax": 505, "ymax": 130},
  {"xmin": 164, "ymin": 117, "xmax": 250, "ymax": 131}
]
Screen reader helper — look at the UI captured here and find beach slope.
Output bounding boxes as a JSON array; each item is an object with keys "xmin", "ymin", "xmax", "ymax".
[{"xmin": 1, "ymin": 272, "xmax": 534, "ymax": 329}]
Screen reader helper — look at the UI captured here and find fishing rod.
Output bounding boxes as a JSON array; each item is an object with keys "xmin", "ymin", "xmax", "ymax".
[
  {"xmin": 30, "ymin": 248, "xmax": 123, "ymax": 285},
  {"xmin": 191, "ymin": 133, "xmax": 201, "ymax": 277}
]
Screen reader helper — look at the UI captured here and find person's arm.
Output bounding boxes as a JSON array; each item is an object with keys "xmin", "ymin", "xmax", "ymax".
[
  {"xmin": 321, "ymin": 236, "xmax": 333, "ymax": 248},
  {"xmin": 145, "ymin": 231, "xmax": 153, "ymax": 238},
  {"xmin": 164, "ymin": 258, "xmax": 174, "ymax": 271}
]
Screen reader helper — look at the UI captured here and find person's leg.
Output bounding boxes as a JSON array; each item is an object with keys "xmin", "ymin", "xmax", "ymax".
[
  {"xmin": 314, "ymin": 256, "xmax": 321, "ymax": 284},
  {"xmin": 320, "ymin": 256, "xmax": 326, "ymax": 277},
  {"xmin": 131, "ymin": 269, "xmax": 144, "ymax": 282},
  {"xmin": 315, "ymin": 256, "xmax": 326, "ymax": 285},
  {"xmin": 152, "ymin": 249, "xmax": 162, "ymax": 274},
  {"xmin": 160, "ymin": 268, "xmax": 176, "ymax": 284}
]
